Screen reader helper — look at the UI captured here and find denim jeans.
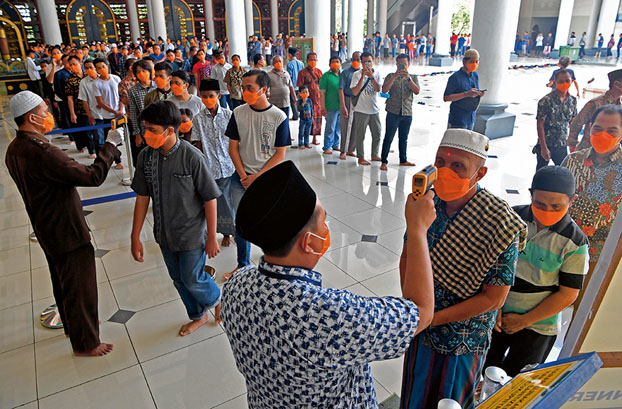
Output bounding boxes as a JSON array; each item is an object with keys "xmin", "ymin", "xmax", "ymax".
[
  {"xmin": 230, "ymin": 172, "xmax": 251, "ymax": 268},
  {"xmin": 381, "ymin": 112, "xmax": 412, "ymax": 164},
  {"xmin": 448, "ymin": 121, "xmax": 475, "ymax": 131},
  {"xmin": 299, "ymin": 118, "xmax": 312, "ymax": 147},
  {"xmin": 323, "ymin": 110, "xmax": 341, "ymax": 150},
  {"xmin": 159, "ymin": 245, "xmax": 221, "ymax": 320},
  {"xmin": 96, "ymin": 118, "xmax": 121, "ymax": 164},
  {"xmin": 219, "ymin": 94, "xmax": 232, "ymax": 109}
]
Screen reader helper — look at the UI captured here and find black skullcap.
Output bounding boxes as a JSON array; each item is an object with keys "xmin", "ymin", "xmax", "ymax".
[
  {"xmin": 236, "ymin": 161, "xmax": 317, "ymax": 252},
  {"xmin": 531, "ymin": 166, "xmax": 576, "ymax": 196},
  {"xmin": 608, "ymin": 69, "xmax": 622, "ymax": 84},
  {"xmin": 199, "ymin": 78, "xmax": 220, "ymax": 92}
]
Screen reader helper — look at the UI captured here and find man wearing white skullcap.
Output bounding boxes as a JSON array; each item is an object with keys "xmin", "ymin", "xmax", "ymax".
[
  {"xmin": 443, "ymin": 48, "xmax": 486, "ymax": 130},
  {"xmin": 5, "ymin": 90, "xmax": 121, "ymax": 357},
  {"xmin": 400, "ymin": 129, "xmax": 528, "ymax": 409}
]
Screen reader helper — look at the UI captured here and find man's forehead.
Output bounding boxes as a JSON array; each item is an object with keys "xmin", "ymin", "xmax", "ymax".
[{"xmin": 436, "ymin": 146, "xmax": 479, "ymax": 163}]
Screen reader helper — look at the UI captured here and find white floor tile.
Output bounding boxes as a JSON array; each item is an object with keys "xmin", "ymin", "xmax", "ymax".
[
  {"xmin": 0, "ymin": 208, "xmax": 29, "ymax": 231},
  {"xmin": 126, "ymin": 299, "xmax": 223, "ymax": 363},
  {"xmin": 324, "ymin": 217, "xmax": 363, "ymax": 250},
  {"xmin": 0, "ymin": 302, "xmax": 33, "ymax": 354},
  {"xmin": 35, "ymin": 322, "xmax": 138, "ymax": 398},
  {"xmin": 316, "ymin": 257, "xmax": 356, "ymax": 289},
  {"xmin": 377, "ymin": 229, "xmax": 407, "ymax": 256},
  {"xmin": 361, "ymin": 269, "xmax": 403, "ymax": 298},
  {"xmin": 0, "ymin": 270, "xmax": 31, "ymax": 310},
  {"xmin": 91, "ymin": 222, "xmax": 154, "ymax": 251},
  {"xmin": 0, "ymin": 225, "xmax": 29, "ymax": 251},
  {"xmin": 326, "ymin": 242, "xmax": 400, "ymax": 282},
  {"xmin": 142, "ymin": 334, "xmax": 246, "ymax": 409},
  {"xmin": 340, "ymin": 208, "xmax": 405, "ymax": 235},
  {"xmin": 371, "ymin": 357, "xmax": 404, "ymax": 397},
  {"xmin": 38, "ymin": 365, "xmax": 156, "ymax": 409},
  {"xmin": 0, "ymin": 345, "xmax": 37, "ymax": 408},
  {"xmin": 110, "ymin": 266, "xmax": 179, "ymax": 312},
  {"xmin": 320, "ymin": 192, "xmax": 374, "ymax": 218},
  {"xmin": 212, "ymin": 394, "xmax": 248, "ymax": 409},
  {"xmin": 0, "ymin": 245, "xmax": 31, "ymax": 278},
  {"xmin": 102, "ymin": 241, "xmax": 165, "ymax": 280}
]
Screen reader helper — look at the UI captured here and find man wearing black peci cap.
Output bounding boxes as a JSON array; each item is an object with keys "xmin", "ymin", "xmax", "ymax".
[
  {"xmin": 220, "ymin": 160, "xmax": 436, "ymax": 408},
  {"xmin": 485, "ymin": 166, "xmax": 589, "ymax": 376}
]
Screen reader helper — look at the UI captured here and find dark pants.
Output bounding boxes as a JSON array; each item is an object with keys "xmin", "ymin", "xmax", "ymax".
[
  {"xmin": 535, "ymin": 144, "xmax": 568, "ymax": 171},
  {"xmin": 579, "ymin": 45, "xmax": 585, "ymax": 58},
  {"xmin": 96, "ymin": 118, "xmax": 121, "ymax": 164},
  {"xmin": 381, "ymin": 112, "xmax": 412, "ymax": 164},
  {"xmin": 484, "ymin": 328, "xmax": 557, "ymax": 377},
  {"xmin": 130, "ymin": 133, "xmax": 146, "ymax": 167},
  {"xmin": 290, "ymin": 93, "xmax": 299, "ymax": 120},
  {"xmin": 75, "ymin": 114, "xmax": 95, "ymax": 154},
  {"xmin": 277, "ymin": 106, "xmax": 290, "ymax": 118},
  {"xmin": 44, "ymin": 244, "xmax": 100, "ymax": 352},
  {"xmin": 231, "ymin": 98, "xmax": 244, "ymax": 109},
  {"xmin": 58, "ymin": 99, "xmax": 73, "ymax": 140},
  {"xmin": 219, "ymin": 94, "xmax": 232, "ymax": 109}
]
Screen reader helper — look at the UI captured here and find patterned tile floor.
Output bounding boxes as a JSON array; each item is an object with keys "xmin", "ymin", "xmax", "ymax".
[{"xmin": 0, "ymin": 57, "xmax": 614, "ymax": 409}]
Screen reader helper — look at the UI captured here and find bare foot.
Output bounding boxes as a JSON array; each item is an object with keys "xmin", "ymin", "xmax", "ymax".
[
  {"xmin": 214, "ymin": 303, "xmax": 222, "ymax": 323},
  {"xmin": 346, "ymin": 152, "xmax": 356, "ymax": 157},
  {"xmin": 312, "ymin": 139, "xmax": 320, "ymax": 145},
  {"xmin": 358, "ymin": 159, "xmax": 371, "ymax": 166},
  {"xmin": 332, "ymin": 148, "xmax": 340, "ymax": 151},
  {"xmin": 306, "ymin": 145, "xmax": 313, "ymax": 149},
  {"xmin": 74, "ymin": 342, "xmax": 114, "ymax": 357},
  {"xmin": 400, "ymin": 161, "xmax": 416, "ymax": 167},
  {"xmin": 223, "ymin": 267, "xmax": 238, "ymax": 280},
  {"xmin": 380, "ymin": 163, "xmax": 388, "ymax": 171},
  {"xmin": 339, "ymin": 153, "xmax": 346, "ymax": 160},
  {"xmin": 371, "ymin": 157, "xmax": 382, "ymax": 162},
  {"xmin": 179, "ymin": 314, "xmax": 211, "ymax": 336},
  {"xmin": 323, "ymin": 149, "xmax": 332, "ymax": 155},
  {"xmin": 221, "ymin": 235, "xmax": 231, "ymax": 247}
]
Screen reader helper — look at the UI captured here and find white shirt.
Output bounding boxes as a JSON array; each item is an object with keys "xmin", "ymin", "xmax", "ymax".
[
  {"xmin": 210, "ymin": 63, "xmax": 232, "ymax": 95},
  {"xmin": 78, "ymin": 76, "xmax": 103, "ymax": 120},
  {"xmin": 26, "ymin": 57, "xmax": 41, "ymax": 81},
  {"xmin": 350, "ymin": 69, "xmax": 382, "ymax": 115},
  {"xmin": 94, "ymin": 75, "xmax": 123, "ymax": 119}
]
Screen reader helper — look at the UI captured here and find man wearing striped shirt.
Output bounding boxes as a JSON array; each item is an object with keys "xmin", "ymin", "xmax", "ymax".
[{"xmin": 485, "ymin": 166, "xmax": 589, "ymax": 376}]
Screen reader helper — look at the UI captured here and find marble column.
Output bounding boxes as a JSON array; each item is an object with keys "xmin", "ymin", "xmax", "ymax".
[
  {"xmin": 553, "ymin": 0, "xmax": 575, "ymax": 50},
  {"xmin": 586, "ymin": 0, "xmax": 602, "ymax": 48},
  {"xmin": 594, "ymin": 0, "xmax": 619, "ymax": 47},
  {"xmin": 244, "ymin": 0, "xmax": 254, "ymax": 39},
  {"xmin": 37, "ymin": 0, "xmax": 63, "ymax": 45},
  {"xmin": 341, "ymin": 0, "xmax": 348, "ymax": 33},
  {"xmin": 377, "ymin": 0, "xmax": 387, "ymax": 38},
  {"xmin": 305, "ymin": 0, "xmax": 331, "ymax": 69},
  {"xmin": 126, "ymin": 0, "xmax": 141, "ymax": 42},
  {"xmin": 204, "ymin": 0, "xmax": 215, "ymax": 41},
  {"xmin": 429, "ymin": 0, "xmax": 453, "ymax": 66},
  {"xmin": 471, "ymin": 0, "xmax": 520, "ymax": 138},
  {"xmin": 347, "ymin": 0, "xmax": 364, "ymax": 55},
  {"xmin": 226, "ymin": 0, "xmax": 248, "ymax": 63},
  {"xmin": 147, "ymin": 0, "xmax": 167, "ymax": 41},
  {"xmin": 270, "ymin": 0, "xmax": 279, "ymax": 37},
  {"xmin": 330, "ymin": 0, "xmax": 337, "ymax": 35},
  {"xmin": 145, "ymin": 0, "xmax": 155, "ymax": 39},
  {"xmin": 367, "ymin": 0, "xmax": 375, "ymax": 37}
]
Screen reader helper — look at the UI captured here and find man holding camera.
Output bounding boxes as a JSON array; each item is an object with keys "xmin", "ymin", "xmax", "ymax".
[{"xmin": 351, "ymin": 52, "xmax": 382, "ymax": 165}]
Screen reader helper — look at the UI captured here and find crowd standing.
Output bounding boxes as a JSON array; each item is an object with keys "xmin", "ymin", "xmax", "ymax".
[{"xmin": 9, "ymin": 27, "xmax": 622, "ymax": 409}]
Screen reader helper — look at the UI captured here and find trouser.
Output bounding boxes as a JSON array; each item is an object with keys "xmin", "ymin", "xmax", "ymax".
[
  {"xmin": 392, "ymin": 48, "xmax": 397, "ymax": 58},
  {"xmin": 266, "ymin": 54, "xmax": 272, "ymax": 65},
  {"xmin": 448, "ymin": 121, "xmax": 475, "ymax": 131},
  {"xmin": 96, "ymin": 118, "xmax": 122, "ymax": 164},
  {"xmin": 230, "ymin": 172, "xmax": 251, "ymax": 268},
  {"xmin": 215, "ymin": 176, "xmax": 235, "ymax": 236},
  {"xmin": 58, "ymin": 99, "xmax": 72, "ymax": 140},
  {"xmin": 232, "ymin": 98, "xmax": 244, "ymax": 109},
  {"xmin": 381, "ymin": 112, "xmax": 412, "ymax": 164},
  {"xmin": 579, "ymin": 46, "xmax": 585, "ymax": 58},
  {"xmin": 485, "ymin": 328, "xmax": 557, "ymax": 377},
  {"xmin": 450, "ymin": 44, "xmax": 456, "ymax": 57},
  {"xmin": 219, "ymin": 94, "xmax": 232, "ymax": 109},
  {"xmin": 354, "ymin": 111, "xmax": 382, "ymax": 159},
  {"xmin": 339, "ymin": 96, "xmax": 356, "ymax": 153},
  {"xmin": 299, "ymin": 118, "xmax": 312, "ymax": 147},
  {"xmin": 32, "ymin": 79, "xmax": 44, "ymax": 98},
  {"xmin": 323, "ymin": 110, "xmax": 341, "ymax": 150},
  {"xmin": 75, "ymin": 114, "xmax": 95, "ymax": 154},
  {"xmin": 290, "ymin": 93, "xmax": 299, "ymax": 120},
  {"xmin": 44, "ymin": 244, "xmax": 100, "ymax": 352},
  {"xmin": 160, "ymin": 246, "xmax": 221, "ymax": 320},
  {"xmin": 384, "ymin": 48, "xmax": 389, "ymax": 59},
  {"xmin": 534, "ymin": 144, "xmax": 568, "ymax": 171},
  {"xmin": 339, "ymin": 48, "xmax": 347, "ymax": 62}
]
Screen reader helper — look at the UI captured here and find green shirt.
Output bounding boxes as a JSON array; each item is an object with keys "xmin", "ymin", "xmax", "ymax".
[{"xmin": 319, "ymin": 70, "xmax": 341, "ymax": 112}]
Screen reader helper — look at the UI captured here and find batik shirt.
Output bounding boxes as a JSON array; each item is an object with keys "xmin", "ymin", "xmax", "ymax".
[
  {"xmin": 223, "ymin": 66, "xmax": 246, "ymax": 100},
  {"xmin": 221, "ymin": 258, "xmax": 421, "ymax": 408},
  {"xmin": 536, "ymin": 90, "xmax": 578, "ymax": 148},
  {"xmin": 64, "ymin": 74, "xmax": 87, "ymax": 116},
  {"xmin": 563, "ymin": 147, "xmax": 622, "ymax": 262},
  {"xmin": 191, "ymin": 105, "xmax": 235, "ymax": 179},
  {"xmin": 568, "ymin": 90, "xmax": 621, "ymax": 150}
]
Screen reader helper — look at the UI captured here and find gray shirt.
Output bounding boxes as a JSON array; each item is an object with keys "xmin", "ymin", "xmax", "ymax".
[
  {"xmin": 384, "ymin": 73, "xmax": 419, "ymax": 117},
  {"xmin": 131, "ymin": 137, "xmax": 221, "ymax": 252}
]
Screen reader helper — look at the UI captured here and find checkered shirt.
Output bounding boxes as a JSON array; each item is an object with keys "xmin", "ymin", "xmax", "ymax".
[{"xmin": 221, "ymin": 258, "xmax": 420, "ymax": 408}]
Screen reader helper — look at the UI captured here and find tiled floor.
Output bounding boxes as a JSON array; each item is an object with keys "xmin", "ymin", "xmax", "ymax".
[{"xmin": 0, "ymin": 58, "xmax": 614, "ymax": 408}]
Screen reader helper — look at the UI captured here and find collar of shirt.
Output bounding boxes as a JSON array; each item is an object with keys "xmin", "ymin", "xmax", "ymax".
[
  {"xmin": 159, "ymin": 136, "xmax": 181, "ymax": 157},
  {"xmin": 258, "ymin": 257, "xmax": 322, "ymax": 287},
  {"xmin": 587, "ymin": 145, "xmax": 622, "ymax": 165}
]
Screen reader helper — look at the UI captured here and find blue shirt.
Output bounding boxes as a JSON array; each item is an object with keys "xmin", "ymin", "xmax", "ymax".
[
  {"xmin": 598, "ymin": 37, "xmax": 604, "ymax": 47},
  {"xmin": 444, "ymin": 69, "xmax": 480, "ymax": 126},
  {"xmin": 286, "ymin": 59, "xmax": 305, "ymax": 90},
  {"xmin": 339, "ymin": 66, "xmax": 360, "ymax": 97},
  {"xmin": 221, "ymin": 258, "xmax": 421, "ymax": 408}
]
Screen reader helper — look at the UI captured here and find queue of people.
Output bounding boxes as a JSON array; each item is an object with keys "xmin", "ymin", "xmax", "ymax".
[{"xmin": 7, "ymin": 30, "xmax": 622, "ymax": 409}]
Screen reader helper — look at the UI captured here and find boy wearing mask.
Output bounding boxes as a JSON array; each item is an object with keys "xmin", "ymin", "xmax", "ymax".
[
  {"xmin": 296, "ymin": 85, "xmax": 313, "ymax": 149},
  {"xmin": 144, "ymin": 61, "xmax": 173, "ymax": 106}
]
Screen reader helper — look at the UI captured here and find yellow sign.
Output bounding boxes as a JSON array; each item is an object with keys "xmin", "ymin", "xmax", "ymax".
[{"xmin": 478, "ymin": 362, "xmax": 577, "ymax": 409}]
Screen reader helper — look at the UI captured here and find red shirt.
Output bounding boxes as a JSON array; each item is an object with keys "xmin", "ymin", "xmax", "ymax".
[{"xmin": 451, "ymin": 34, "xmax": 459, "ymax": 45}]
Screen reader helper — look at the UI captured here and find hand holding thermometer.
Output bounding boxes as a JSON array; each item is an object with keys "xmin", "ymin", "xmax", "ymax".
[{"xmin": 412, "ymin": 165, "xmax": 438, "ymax": 199}]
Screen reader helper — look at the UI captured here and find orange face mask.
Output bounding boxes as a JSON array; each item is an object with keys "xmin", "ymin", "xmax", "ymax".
[
  {"xmin": 178, "ymin": 121, "xmax": 193, "ymax": 133},
  {"xmin": 232, "ymin": 60, "xmax": 240, "ymax": 67},
  {"xmin": 144, "ymin": 129, "xmax": 167, "ymax": 149},
  {"xmin": 351, "ymin": 61, "xmax": 361, "ymax": 69},
  {"xmin": 154, "ymin": 76, "xmax": 168, "ymax": 90},
  {"xmin": 466, "ymin": 62, "xmax": 479, "ymax": 72},
  {"xmin": 307, "ymin": 60, "xmax": 317, "ymax": 68},
  {"xmin": 202, "ymin": 96, "xmax": 218, "ymax": 109},
  {"xmin": 531, "ymin": 205, "xmax": 566, "ymax": 227},
  {"xmin": 304, "ymin": 223, "xmax": 331, "ymax": 257},
  {"xmin": 85, "ymin": 67, "xmax": 97, "ymax": 79},
  {"xmin": 52, "ymin": 54, "xmax": 62, "ymax": 61},
  {"xmin": 243, "ymin": 90, "xmax": 260, "ymax": 105},
  {"xmin": 556, "ymin": 82, "xmax": 572, "ymax": 93},
  {"xmin": 171, "ymin": 83, "xmax": 185, "ymax": 96},
  {"xmin": 273, "ymin": 62, "xmax": 283, "ymax": 70},
  {"xmin": 136, "ymin": 71, "xmax": 150, "ymax": 83},
  {"xmin": 434, "ymin": 166, "xmax": 478, "ymax": 202},
  {"xmin": 32, "ymin": 111, "xmax": 55, "ymax": 134},
  {"xmin": 198, "ymin": 55, "xmax": 205, "ymax": 62},
  {"xmin": 591, "ymin": 131, "xmax": 621, "ymax": 154},
  {"xmin": 218, "ymin": 58, "xmax": 226, "ymax": 65},
  {"xmin": 97, "ymin": 66, "xmax": 109, "ymax": 76},
  {"xmin": 299, "ymin": 92, "xmax": 308, "ymax": 100},
  {"xmin": 330, "ymin": 62, "xmax": 341, "ymax": 70},
  {"xmin": 70, "ymin": 65, "xmax": 81, "ymax": 74}
]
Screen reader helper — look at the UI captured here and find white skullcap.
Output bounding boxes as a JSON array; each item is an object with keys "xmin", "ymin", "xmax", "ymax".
[
  {"xmin": 9, "ymin": 91, "xmax": 43, "ymax": 119},
  {"xmin": 111, "ymin": 43, "xmax": 117, "ymax": 48},
  {"xmin": 439, "ymin": 129, "xmax": 489, "ymax": 159}
]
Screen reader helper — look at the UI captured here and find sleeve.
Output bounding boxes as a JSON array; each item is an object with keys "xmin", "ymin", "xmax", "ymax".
[
  {"xmin": 443, "ymin": 74, "xmax": 456, "ymax": 96},
  {"xmin": 339, "ymin": 71, "xmax": 347, "ymax": 89},
  {"xmin": 42, "ymin": 142, "xmax": 120, "ymax": 187},
  {"xmin": 319, "ymin": 73, "xmax": 327, "ymax": 91},
  {"xmin": 129, "ymin": 90, "xmax": 139, "ymax": 135},
  {"xmin": 412, "ymin": 75, "xmax": 419, "ymax": 87},
  {"xmin": 223, "ymin": 69, "xmax": 231, "ymax": 85},
  {"xmin": 130, "ymin": 149, "xmax": 150, "ymax": 196},
  {"xmin": 64, "ymin": 78, "xmax": 73, "ymax": 100},
  {"xmin": 374, "ymin": 71, "xmax": 382, "ymax": 86},
  {"xmin": 350, "ymin": 71, "xmax": 360, "ymax": 89},
  {"xmin": 559, "ymin": 243, "xmax": 589, "ymax": 289},
  {"xmin": 549, "ymin": 70, "xmax": 556, "ymax": 81},
  {"xmin": 193, "ymin": 154, "xmax": 222, "ymax": 202},
  {"xmin": 293, "ymin": 290, "xmax": 420, "ymax": 368},
  {"xmin": 274, "ymin": 117, "xmax": 291, "ymax": 147},
  {"xmin": 536, "ymin": 98, "xmax": 548, "ymax": 121},
  {"xmin": 224, "ymin": 111, "xmax": 240, "ymax": 140},
  {"xmin": 568, "ymin": 101, "xmax": 593, "ymax": 145},
  {"xmin": 93, "ymin": 80, "xmax": 102, "ymax": 97},
  {"xmin": 483, "ymin": 235, "xmax": 519, "ymax": 286}
]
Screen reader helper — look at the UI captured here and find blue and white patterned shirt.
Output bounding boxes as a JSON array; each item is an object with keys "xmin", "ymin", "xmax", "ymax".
[{"xmin": 221, "ymin": 258, "xmax": 421, "ymax": 408}]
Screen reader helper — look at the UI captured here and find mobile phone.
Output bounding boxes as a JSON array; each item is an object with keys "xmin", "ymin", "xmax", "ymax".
[
  {"xmin": 478, "ymin": 89, "xmax": 487, "ymax": 92},
  {"xmin": 364, "ymin": 61, "xmax": 372, "ymax": 68},
  {"xmin": 398, "ymin": 63, "xmax": 406, "ymax": 71}
]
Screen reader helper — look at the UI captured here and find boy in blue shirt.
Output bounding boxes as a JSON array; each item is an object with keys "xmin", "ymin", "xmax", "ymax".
[{"xmin": 296, "ymin": 85, "xmax": 313, "ymax": 148}]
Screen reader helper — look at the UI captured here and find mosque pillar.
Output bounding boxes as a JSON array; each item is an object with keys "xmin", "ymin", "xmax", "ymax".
[
  {"xmin": 305, "ymin": 0, "xmax": 331, "ymax": 69},
  {"xmin": 594, "ymin": 0, "xmax": 619, "ymax": 47},
  {"xmin": 244, "ymin": 0, "xmax": 254, "ymax": 39},
  {"xmin": 367, "ymin": 0, "xmax": 375, "ymax": 37},
  {"xmin": 341, "ymin": 0, "xmax": 348, "ymax": 33},
  {"xmin": 330, "ymin": 0, "xmax": 337, "ymax": 35},
  {"xmin": 148, "ymin": 0, "xmax": 168, "ymax": 41},
  {"xmin": 126, "ymin": 0, "xmax": 141, "ymax": 42},
  {"xmin": 347, "ymin": 0, "xmax": 365, "ymax": 56},
  {"xmin": 553, "ymin": 0, "xmax": 575, "ymax": 50},
  {"xmin": 270, "ymin": 0, "xmax": 279, "ymax": 37},
  {"xmin": 377, "ymin": 0, "xmax": 387, "ymax": 38},
  {"xmin": 145, "ymin": 0, "xmax": 154, "ymax": 39},
  {"xmin": 37, "ymin": 0, "xmax": 63, "ymax": 45},
  {"xmin": 471, "ymin": 0, "xmax": 520, "ymax": 138},
  {"xmin": 204, "ymin": 0, "xmax": 215, "ymax": 41},
  {"xmin": 225, "ymin": 0, "xmax": 247, "ymax": 64},
  {"xmin": 429, "ymin": 0, "xmax": 453, "ymax": 66},
  {"xmin": 585, "ymin": 0, "xmax": 601, "ymax": 48}
]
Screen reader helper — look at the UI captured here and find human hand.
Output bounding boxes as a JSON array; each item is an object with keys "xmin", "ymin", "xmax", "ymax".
[
  {"xmin": 70, "ymin": 113, "xmax": 77, "ymax": 124},
  {"xmin": 240, "ymin": 174, "xmax": 257, "ymax": 189},
  {"xmin": 205, "ymin": 236, "xmax": 220, "ymax": 258},
  {"xmin": 405, "ymin": 190, "xmax": 436, "ymax": 233},
  {"xmin": 494, "ymin": 309, "xmax": 503, "ymax": 332},
  {"xmin": 500, "ymin": 313, "xmax": 529, "ymax": 335},
  {"xmin": 106, "ymin": 127, "xmax": 124, "ymax": 146},
  {"xmin": 136, "ymin": 134, "xmax": 144, "ymax": 146},
  {"xmin": 321, "ymin": 107, "xmax": 327, "ymax": 117},
  {"xmin": 87, "ymin": 115, "xmax": 95, "ymax": 126},
  {"xmin": 478, "ymin": 90, "xmax": 487, "ymax": 97},
  {"xmin": 465, "ymin": 88, "xmax": 480, "ymax": 98},
  {"xmin": 131, "ymin": 237, "xmax": 144, "ymax": 262},
  {"xmin": 541, "ymin": 145, "xmax": 551, "ymax": 161},
  {"xmin": 341, "ymin": 106, "xmax": 348, "ymax": 118}
]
